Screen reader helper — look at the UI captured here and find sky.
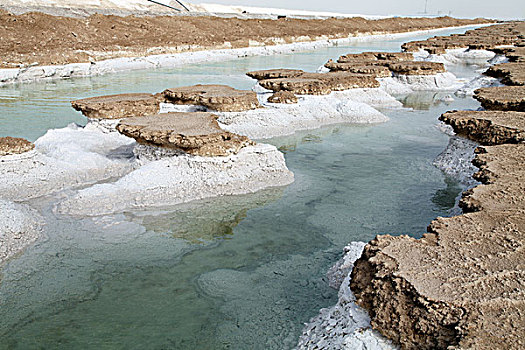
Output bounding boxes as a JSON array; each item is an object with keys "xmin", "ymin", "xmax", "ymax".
[{"xmin": 190, "ymin": 0, "xmax": 525, "ymax": 19}]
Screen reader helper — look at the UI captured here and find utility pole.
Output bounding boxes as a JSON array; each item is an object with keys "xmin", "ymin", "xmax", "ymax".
[
  {"xmin": 146, "ymin": 0, "xmax": 190, "ymax": 12},
  {"xmin": 424, "ymin": 0, "xmax": 429, "ymax": 14}
]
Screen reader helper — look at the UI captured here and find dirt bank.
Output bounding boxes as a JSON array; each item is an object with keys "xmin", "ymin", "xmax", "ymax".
[
  {"xmin": 350, "ymin": 23, "xmax": 525, "ymax": 349},
  {"xmin": 0, "ymin": 11, "xmax": 492, "ymax": 69}
]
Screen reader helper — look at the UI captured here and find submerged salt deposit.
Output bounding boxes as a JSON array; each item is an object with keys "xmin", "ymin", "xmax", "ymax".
[
  {"xmin": 0, "ymin": 199, "xmax": 43, "ymax": 264},
  {"xmin": 297, "ymin": 242, "xmax": 395, "ymax": 350}
]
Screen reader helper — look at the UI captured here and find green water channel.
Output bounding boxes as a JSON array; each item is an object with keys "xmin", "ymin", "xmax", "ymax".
[{"xmin": 0, "ymin": 28, "xmax": 482, "ymax": 349}]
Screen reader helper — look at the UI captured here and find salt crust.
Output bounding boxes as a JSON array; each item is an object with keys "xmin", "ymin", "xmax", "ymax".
[
  {"xmin": 296, "ymin": 242, "xmax": 395, "ymax": 350},
  {"xmin": 57, "ymin": 143, "xmax": 294, "ymax": 216},
  {"xmin": 0, "ymin": 25, "xmax": 488, "ymax": 86},
  {"xmin": 0, "ymin": 199, "xmax": 43, "ymax": 265},
  {"xmin": 158, "ymin": 87, "xmax": 398, "ymax": 139},
  {"xmin": 379, "ymin": 72, "xmax": 460, "ymax": 95},
  {"xmin": 0, "ymin": 123, "xmax": 135, "ymax": 201},
  {"xmin": 413, "ymin": 48, "xmax": 496, "ymax": 66},
  {"xmin": 433, "ymin": 135, "xmax": 480, "ymax": 187}
]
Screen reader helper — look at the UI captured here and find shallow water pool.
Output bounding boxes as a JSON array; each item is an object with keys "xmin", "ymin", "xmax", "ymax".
[{"xmin": 0, "ymin": 27, "xmax": 482, "ymax": 349}]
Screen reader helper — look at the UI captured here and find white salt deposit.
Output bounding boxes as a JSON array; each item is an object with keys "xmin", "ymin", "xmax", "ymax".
[
  {"xmin": 217, "ymin": 95, "xmax": 389, "ymax": 140},
  {"xmin": 296, "ymin": 242, "xmax": 396, "ymax": 350},
  {"xmin": 159, "ymin": 87, "xmax": 394, "ymax": 140},
  {"xmin": 433, "ymin": 135, "xmax": 480, "ymax": 186},
  {"xmin": 414, "ymin": 48, "xmax": 496, "ymax": 66},
  {"xmin": 0, "ymin": 199, "xmax": 43, "ymax": 264},
  {"xmin": 379, "ymin": 72, "xmax": 460, "ymax": 95},
  {"xmin": 455, "ymin": 75, "xmax": 502, "ymax": 97},
  {"xmin": 57, "ymin": 143, "xmax": 294, "ymax": 216},
  {"xmin": 0, "ymin": 124, "xmax": 135, "ymax": 201}
]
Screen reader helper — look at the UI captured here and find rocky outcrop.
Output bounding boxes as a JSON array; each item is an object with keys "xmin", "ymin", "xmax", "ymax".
[
  {"xmin": 388, "ymin": 61, "xmax": 446, "ymax": 75},
  {"xmin": 267, "ymin": 91, "xmax": 298, "ymax": 104},
  {"xmin": 474, "ymin": 86, "xmax": 525, "ymax": 111},
  {"xmin": 71, "ymin": 93, "xmax": 159, "ymax": 119},
  {"xmin": 116, "ymin": 112, "xmax": 254, "ymax": 156},
  {"xmin": 161, "ymin": 84, "xmax": 261, "ymax": 112},
  {"xmin": 439, "ymin": 110, "xmax": 525, "ymax": 144},
  {"xmin": 0, "ymin": 136, "xmax": 34, "ymax": 156}
]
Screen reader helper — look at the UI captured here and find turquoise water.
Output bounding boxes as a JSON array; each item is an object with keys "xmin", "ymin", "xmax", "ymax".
[{"xmin": 0, "ymin": 28, "xmax": 481, "ymax": 349}]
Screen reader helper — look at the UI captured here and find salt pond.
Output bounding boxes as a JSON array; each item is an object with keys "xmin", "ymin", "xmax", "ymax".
[{"xmin": 0, "ymin": 28, "xmax": 483, "ymax": 349}]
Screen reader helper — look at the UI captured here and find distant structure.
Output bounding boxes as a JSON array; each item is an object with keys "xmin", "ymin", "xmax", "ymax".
[{"xmin": 146, "ymin": 0, "xmax": 190, "ymax": 12}]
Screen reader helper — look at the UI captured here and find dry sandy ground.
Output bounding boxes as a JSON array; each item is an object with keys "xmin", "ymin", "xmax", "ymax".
[{"xmin": 0, "ymin": 10, "xmax": 492, "ymax": 68}]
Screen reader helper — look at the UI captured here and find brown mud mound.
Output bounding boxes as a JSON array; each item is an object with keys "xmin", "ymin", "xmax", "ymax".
[
  {"xmin": 401, "ymin": 22, "xmax": 523, "ymax": 53},
  {"xmin": 71, "ymin": 93, "xmax": 159, "ymax": 119},
  {"xmin": 351, "ymin": 209, "xmax": 525, "ymax": 350},
  {"xmin": 257, "ymin": 71, "xmax": 379, "ymax": 95},
  {"xmin": 0, "ymin": 10, "xmax": 493, "ymax": 68},
  {"xmin": 485, "ymin": 62, "xmax": 525, "ymax": 86},
  {"xmin": 161, "ymin": 84, "xmax": 260, "ymax": 112},
  {"xmin": 0, "ymin": 137, "xmax": 34, "ymax": 156},
  {"xmin": 439, "ymin": 110, "xmax": 525, "ymax": 144},
  {"xmin": 474, "ymin": 86, "xmax": 525, "ymax": 111},
  {"xmin": 337, "ymin": 51, "xmax": 413, "ymax": 63},
  {"xmin": 246, "ymin": 69, "xmax": 305, "ymax": 80},
  {"xmin": 324, "ymin": 61, "xmax": 392, "ymax": 77},
  {"xmin": 388, "ymin": 61, "xmax": 446, "ymax": 75},
  {"xmin": 267, "ymin": 91, "xmax": 298, "ymax": 104},
  {"xmin": 116, "ymin": 112, "xmax": 254, "ymax": 156},
  {"xmin": 461, "ymin": 144, "xmax": 525, "ymax": 212}
]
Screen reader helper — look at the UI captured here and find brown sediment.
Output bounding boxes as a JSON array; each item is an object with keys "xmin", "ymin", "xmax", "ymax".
[
  {"xmin": 267, "ymin": 91, "xmax": 298, "ymax": 104},
  {"xmin": 161, "ymin": 84, "xmax": 260, "ymax": 112},
  {"xmin": 116, "ymin": 112, "xmax": 254, "ymax": 157},
  {"xmin": 0, "ymin": 10, "xmax": 493, "ymax": 69},
  {"xmin": 474, "ymin": 86, "xmax": 525, "ymax": 111},
  {"xmin": 401, "ymin": 22, "xmax": 524, "ymax": 53},
  {"xmin": 71, "ymin": 93, "xmax": 159, "ymax": 119},
  {"xmin": 388, "ymin": 61, "xmax": 445, "ymax": 75},
  {"xmin": 0, "ymin": 136, "xmax": 34, "ymax": 156},
  {"xmin": 254, "ymin": 71, "xmax": 379, "ymax": 95},
  {"xmin": 246, "ymin": 69, "xmax": 305, "ymax": 80},
  {"xmin": 337, "ymin": 51, "xmax": 413, "ymax": 63},
  {"xmin": 324, "ymin": 52, "xmax": 445, "ymax": 76},
  {"xmin": 324, "ymin": 61, "xmax": 392, "ymax": 78},
  {"xmin": 439, "ymin": 110, "xmax": 525, "ymax": 144},
  {"xmin": 350, "ymin": 22, "xmax": 525, "ymax": 350},
  {"xmin": 485, "ymin": 62, "xmax": 525, "ymax": 86}
]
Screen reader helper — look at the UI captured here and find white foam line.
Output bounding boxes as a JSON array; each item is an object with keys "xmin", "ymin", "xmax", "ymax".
[{"xmin": 0, "ymin": 24, "xmax": 492, "ymax": 86}]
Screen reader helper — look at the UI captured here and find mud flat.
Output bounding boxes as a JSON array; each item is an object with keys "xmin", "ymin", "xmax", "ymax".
[
  {"xmin": 0, "ymin": 9, "xmax": 493, "ymax": 85},
  {"xmin": 347, "ymin": 23, "xmax": 525, "ymax": 350}
]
